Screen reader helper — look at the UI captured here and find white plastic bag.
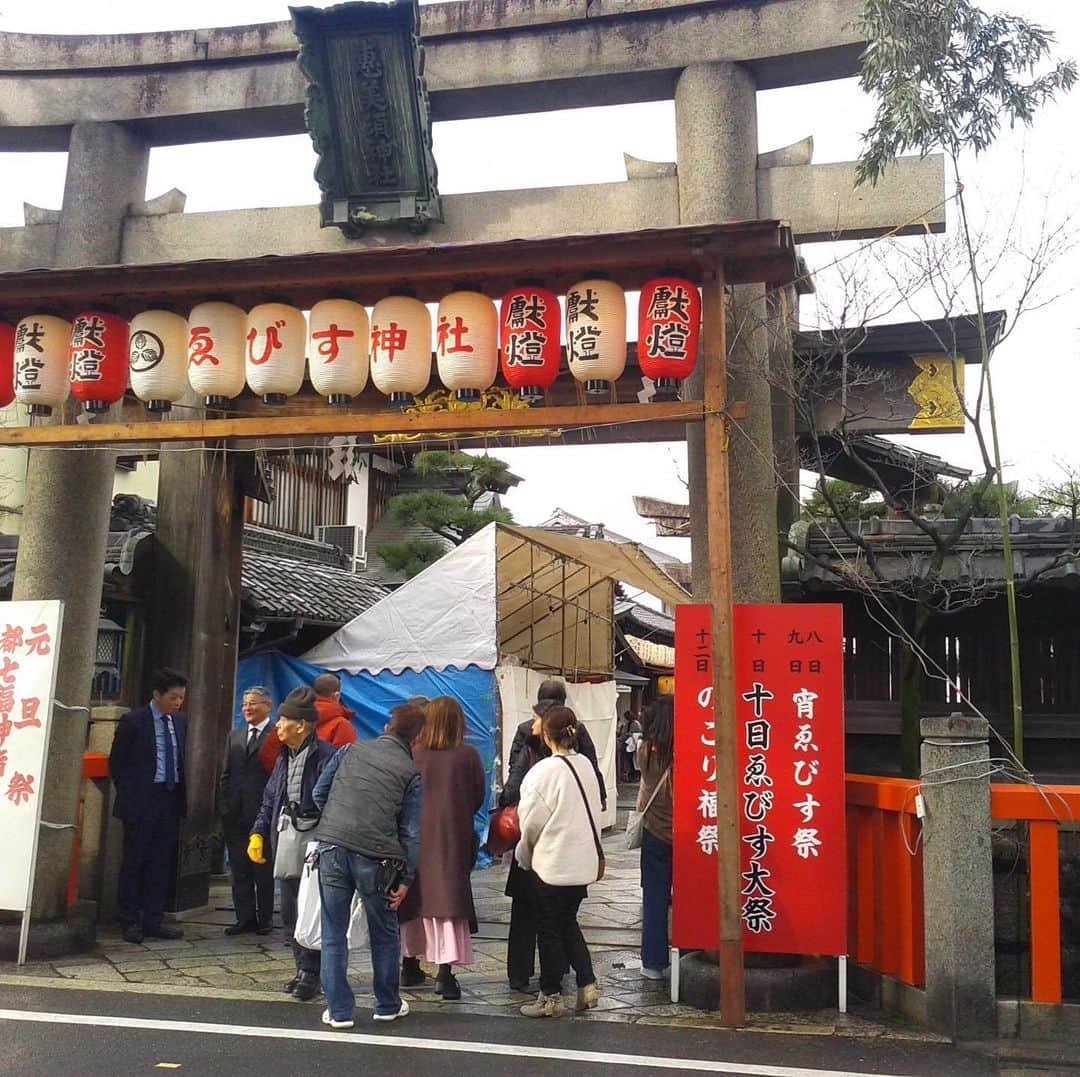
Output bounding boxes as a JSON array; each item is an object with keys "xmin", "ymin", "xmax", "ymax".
[
  {"xmin": 293, "ymin": 844, "xmax": 322, "ymax": 950},
  {"xmin": 347, "ymin": 894, "xmax": 369, "ymax": 952}
]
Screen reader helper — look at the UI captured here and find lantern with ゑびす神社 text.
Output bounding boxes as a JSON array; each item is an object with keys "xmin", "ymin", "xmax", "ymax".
[
  {"xmin": 369, "ymin": 294, "xmax": 431, "ymax": 408},
  {"xmin": 436, "ymin": 289, "xmax": 498, "ymax": 403},
  {"xmin": 308, "ymin": 299, "xmax": 369, "ymax": 405},
  {"xmin": 187, "ymin": 301, "xmax": 247, "ymax": 409},
  {"xmin": 246, "ymin": 302, "xmax": 307, "ymax": 405}
]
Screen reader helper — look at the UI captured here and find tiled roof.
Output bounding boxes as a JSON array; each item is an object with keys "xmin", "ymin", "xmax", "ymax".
[
  {"xmin": 615, "ymin": 600, "xmax": 675, "ymax": 643},
  {"xmin": 241, "ymin": 548, "xmax": 388, "ymax": 623}
]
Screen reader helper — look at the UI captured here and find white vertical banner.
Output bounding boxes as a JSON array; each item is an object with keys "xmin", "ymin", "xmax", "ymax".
[{"xmin": 0, "ymin": 601, "xmax": 64, "ymax": 958}]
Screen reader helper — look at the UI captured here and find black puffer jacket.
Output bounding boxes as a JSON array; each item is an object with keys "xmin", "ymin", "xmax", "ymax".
[{"xmin": 499, "ymin": 718, "xmax": 607, "ymax": 810}]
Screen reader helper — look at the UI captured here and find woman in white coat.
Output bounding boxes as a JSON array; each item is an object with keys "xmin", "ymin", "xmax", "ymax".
[{"xmin": 514, "ymin": 705, "xmax": 605, "ymax": 1018}]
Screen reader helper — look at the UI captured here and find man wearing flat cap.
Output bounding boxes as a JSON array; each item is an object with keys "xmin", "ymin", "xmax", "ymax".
[{"xmin": 249, "ymin": 685, "xmax": 335, "ymax": 1002}]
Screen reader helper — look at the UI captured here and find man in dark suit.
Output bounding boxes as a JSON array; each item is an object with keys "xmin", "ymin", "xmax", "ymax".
[
  {"xmin": 219, "ymin": 685, "xmax": 277, "ymax": 936},
  {"xmin": 109, "ymin": 667, "xmax": 189, "ymax": 944}
]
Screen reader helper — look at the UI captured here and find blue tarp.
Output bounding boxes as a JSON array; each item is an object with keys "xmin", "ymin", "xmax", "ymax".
[{"xmin": 235, "ymin": 651, "xmax": 498, "ymax": 862}]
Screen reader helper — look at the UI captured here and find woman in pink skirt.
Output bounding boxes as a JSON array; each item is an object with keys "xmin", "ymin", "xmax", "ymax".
[{"xmin": 399, "ymin": 695, "xmax": 487, "ymax": 1000}]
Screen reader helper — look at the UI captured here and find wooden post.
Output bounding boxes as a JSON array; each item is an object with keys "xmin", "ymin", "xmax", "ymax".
[{"xmin": 702, "ymin": 262, "xmax": 745, "ymax": 1026}]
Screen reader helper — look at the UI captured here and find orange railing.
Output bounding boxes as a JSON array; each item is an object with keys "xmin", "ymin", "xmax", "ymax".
[
  {"xmin": 846, "ymin": 773, "xmax": 1080, "ymax": 1005},
  {"xmin": 990, "ymin": 784, "xmax": 1080, "ymax": 1005},
  {"xmin": 845, "ymin": 775, "xmax": 925, "ymax": 987}
]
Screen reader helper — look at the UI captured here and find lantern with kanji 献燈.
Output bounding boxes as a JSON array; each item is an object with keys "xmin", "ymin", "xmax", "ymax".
[
  {"xmin": 436, "ymin": 290, "xmax": 498, "ymax": 403},
  {"xmin": 129, "ymin": 310, "xmax": 189, "ymax": 412},
  {"xmin": 565, "ymin": 277, "xmax": 626, "ymax": 396},
  {"xmin": 246, "ymin": 302, "xmax": 306, "ymax": 405},
  {"xmin": 69, "ymin": 310, "xmax": 129, "ymax": 413},
  {"xmin": 500, "ymin": 285, "xmax": 560, "ymax": 401},
  {"xmin": 187, "ymin": 301, "xmax": 247, "ymax": 409},
  {"xmin": 0, "ymin": 322, "xmax": 14, "ymax": 409},
  {"xmin": 309, "ymin": 299, "xmax": 369, "ymax": 405},
  {"xmin": 369, "ymin": 294, "xmax": 431, "ymax": 408},
  {"xmin": 638, "ymin": 277, "xmax": 701, "ymax": 399},
  {"xmin": 13, "ymin": 315, "xmax": 70, "ymax": 416}
]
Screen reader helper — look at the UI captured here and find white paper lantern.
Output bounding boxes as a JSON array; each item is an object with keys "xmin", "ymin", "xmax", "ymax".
[
  {"xmin": 565, "ymin": 278, "xmax": 626, "ymax": 395},
  {"xmin": 246, "ymin": 302, "xmax": 307, "ymax": 404},
  {"xmin": 369, "ymin": 295, "xmax": 431, "ymax": 407},
  {"xmin": 13, "ymin": 314, "xmax": 70, "ymax": 416},
  {"xmin": 187, "ymin": 301, "xmax": 246, "ymax": 408},
  {"xmin": 309, "ymin": 299, "xmax": 370, "ymax": 405},
  {"xmin": 129, "ymin": 310, "xmax": 189, "ymax": 412},
  {"xmin": 436, "ymin": 290, "xmax": 498, "ymax": 402}
]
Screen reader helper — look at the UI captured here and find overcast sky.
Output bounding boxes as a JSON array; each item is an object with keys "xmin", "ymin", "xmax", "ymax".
[{"xmin": 1, "ymin": 1, "xmax": 1077, "ymax": 563}]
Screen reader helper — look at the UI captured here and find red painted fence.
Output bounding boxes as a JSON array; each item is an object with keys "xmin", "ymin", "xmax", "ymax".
[{"xmin": 845, "ymin": 772, "xmax": 1080, "ymax": 1005}]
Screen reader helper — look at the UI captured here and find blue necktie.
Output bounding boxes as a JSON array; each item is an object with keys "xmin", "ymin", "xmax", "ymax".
[{"xmin": 163, "ymin": 716, "xmax": 176, "ymax": 792}]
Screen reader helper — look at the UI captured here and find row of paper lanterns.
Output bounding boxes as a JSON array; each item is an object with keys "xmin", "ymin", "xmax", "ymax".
[{"xmin": 0, "ymin": 278, "xmax": 701, "ymax": 415}]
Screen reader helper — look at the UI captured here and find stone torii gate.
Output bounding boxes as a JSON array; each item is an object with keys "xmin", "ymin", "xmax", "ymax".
[{"xmin": 0, "ymin": 0, "xmax": 943, "ymax": 997}]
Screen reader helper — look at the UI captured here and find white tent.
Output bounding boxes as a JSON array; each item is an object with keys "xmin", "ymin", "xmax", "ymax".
[{"xmin": 303, "ymin": 521, "xmax": 687, "ymax": 827}]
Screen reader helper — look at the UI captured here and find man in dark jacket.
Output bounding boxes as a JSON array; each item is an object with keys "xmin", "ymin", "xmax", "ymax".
[
  {"xmin": 219, "ymin": 685, "xmax": 277, "ymax": 936},
  {"xmin": 109, "ymin": 667, "xmax": 189, "ymax": 944},
  {"xmin": 249, "ymin": 686, "xmax": 335, "ymax": 1001},
  {"xmin": 312, "ymin": 703, "xmax": 424, "ymax": 1029}
]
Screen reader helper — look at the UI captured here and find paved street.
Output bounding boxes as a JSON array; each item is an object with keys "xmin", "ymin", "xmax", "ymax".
[
  {"xmin": 0, "ymin": 983, "xmax": 999, "ymax": 1076},
  {"xmin": 0, "ymin": 805, "xmax": 944, "ymax": 1035},
  {"xmin": 0, "ymin": 796, "xmax": 1047, "ymax": 1073}
]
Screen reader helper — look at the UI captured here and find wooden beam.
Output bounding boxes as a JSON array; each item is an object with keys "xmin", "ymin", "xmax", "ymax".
[
  {"xmin": 702, "ymin": 263, "xmax": 746, "ymax": 1026},
  {"xmin": 0, "ymin": 400, "xmax": 704, "ymax": 447},
  {"xmin": 0, "ymin": 221, "xmax": 797, "ymax": 321}
]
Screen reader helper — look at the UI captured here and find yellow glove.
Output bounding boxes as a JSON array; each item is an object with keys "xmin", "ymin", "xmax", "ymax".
[{"xmin": 247, "ymin": 833, "xmax": 266, "ymax": 864}]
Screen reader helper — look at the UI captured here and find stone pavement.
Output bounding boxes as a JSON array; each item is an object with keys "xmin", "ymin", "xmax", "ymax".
[{"xmin": 0, "ymin": 827, "xmax": 942, "ymax": 1046}]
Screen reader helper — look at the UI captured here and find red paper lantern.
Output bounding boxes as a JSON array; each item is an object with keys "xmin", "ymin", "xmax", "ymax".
[
  {"xmin": 637, "ymin": 277, "xmax": 701, "ymax": 398},
  {"xmin": 499, "ymin": 286, "xmax": 560, "ymax": 401},
  {"xmin": 69, "ymin": 310, "xmax": 129, "ymax": 413},
  {"xmin": 0, "ymin": 322, "xmax": 14, "ymax": 409}
]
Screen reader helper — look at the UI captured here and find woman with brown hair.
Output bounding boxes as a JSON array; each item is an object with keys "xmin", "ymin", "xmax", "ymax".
[
  {"xmin": 515, "ymin": 705, "xmax": 604, "ymax": 1018},
  {"xmin": 398, "ymin": 695, "xmax": 487, "ymax": 1000}
]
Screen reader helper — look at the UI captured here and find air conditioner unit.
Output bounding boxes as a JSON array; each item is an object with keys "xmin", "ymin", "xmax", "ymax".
[{"xmin": 316, "ymin": 524, "xmax": 367, "ymax": 572}]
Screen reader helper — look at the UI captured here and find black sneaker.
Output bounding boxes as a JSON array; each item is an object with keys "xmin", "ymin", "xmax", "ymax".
[
  {"xmin": 121, "ymin": 924, "xmax": 144, "ymax": 944},
  {"xmin": 401, "ymin": 957, "xmax": 426, "ymax": 987},
  {"xmin": 292, "ymin": 973, "xmax": 321, "ymax": 1002},
  {"xmin": 436, "ymin": 974, "xmax": 461, "ymax": 1001},
  {"xmin": 224, "ymin": 921, "xmax": 256, "ymax": 937}
]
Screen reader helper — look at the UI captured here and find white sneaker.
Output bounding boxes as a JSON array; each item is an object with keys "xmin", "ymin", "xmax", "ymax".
[
  {"xmin": 372, "ymin": 999, "xmax": 410, "ymax": 1022},
  {"xmin": 641, "ymin": 966, "xmax": 667, "ymax": 980},
  {"xmin": 321, "ymin": 1008, "xmax": 354, "ymax": 1030}
]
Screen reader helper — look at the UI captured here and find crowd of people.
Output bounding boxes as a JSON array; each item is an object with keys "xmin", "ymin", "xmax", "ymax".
[{"xmin": 109, "ymin": 669, "xmax": 671, "ymax": 1029}]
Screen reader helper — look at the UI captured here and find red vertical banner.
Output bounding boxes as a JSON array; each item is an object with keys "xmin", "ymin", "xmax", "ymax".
[
  {"xmin": 672, "ymin": 603, "xmax": 718, "ymax": 948},
  {"xmin": 672, "ymin": 603, "xmax": 846, "ymax": 956}
]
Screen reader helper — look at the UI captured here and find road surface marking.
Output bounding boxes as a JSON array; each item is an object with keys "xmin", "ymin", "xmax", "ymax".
[{"xmin": 0, "ymin": 1007, "xmax": 915, "ymax": 1076}]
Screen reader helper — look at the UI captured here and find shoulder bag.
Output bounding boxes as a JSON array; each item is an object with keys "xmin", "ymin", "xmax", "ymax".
[
  {"xmin": 625, "ymin": 767, "xmax": 670, "ymax": 851},
  {"xmin": 558, "ymin": 755, "xmax": 606, "ymax": 882}
]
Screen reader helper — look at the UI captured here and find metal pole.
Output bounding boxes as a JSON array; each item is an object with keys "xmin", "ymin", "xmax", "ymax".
[{"xmin": 702, "ymin": 263, "xmax": 745, "ymax": 1026}]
